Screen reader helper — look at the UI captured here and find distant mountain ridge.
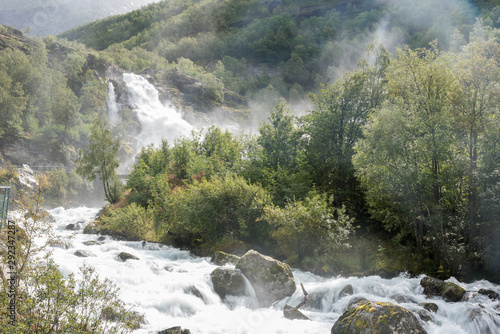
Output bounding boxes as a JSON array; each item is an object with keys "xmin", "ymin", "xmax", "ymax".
[{"xmin": 0, "ymin": 0, "xmax": 161, "ymax": 36}]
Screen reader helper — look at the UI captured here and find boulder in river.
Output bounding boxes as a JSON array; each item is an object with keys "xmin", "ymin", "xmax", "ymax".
[
  {"xmin": 117, "ymin": 252, "xmax": 139, "ymax": 261},
  {"xmin": 210, "ymin": 267, "xmax": 247, "ymax": 299},
  {"xmin": 331, "ymin": 300, "xmax": 427, "ymax": 334},
  {"xmin": 82, "ymin": 240, "xmax": 103, "ymax": 246},
  {"xmin": 478, "ymin": 288, "xmax": 499, "ymax": 300},
  {"xmin": 74, "ymin": 250, "xmax": 95, "ymax": 257},
  {"xmin": 283, "ymin": 304, "xmax": 310, "ymax": 320},
  {"xmin": 236, "ymin": 249, "xmax": 296, "ymax": 307},
  {"xmin": 157, "ymin": 327, "xmax": 191, "ymax": 334},
  {"xmin": 211, "ymin": 251, "xmax": 241, "ymax": 266},
  {"xmin": 418, "ymin": 302, "xmax": 439, "ymax": 313},
  {"xmin": 420, "ymin": 276, "xmax": 466, "ymax": 302},
  {"xmin": 338, "ymin": 284, "xmax": 354, "ymax": 298}
]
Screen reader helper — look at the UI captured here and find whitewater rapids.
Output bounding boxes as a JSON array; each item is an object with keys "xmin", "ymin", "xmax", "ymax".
[{"xmin": 48, "ymin": 207, "xmax": 500, "ymax": 334}]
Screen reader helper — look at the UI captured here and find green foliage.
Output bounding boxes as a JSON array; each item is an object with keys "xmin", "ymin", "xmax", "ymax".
[
  {"xmin": 158, "ymin": 174, "xmax": 272, "ymax": 246},
  {"xmin": 99, "ymin": 203, "xmax": 154, "ymax": 241},
  {"xmin": 0, "ymin": 184, "xmax": 143, "ymax": 333},
  {"xmin": 77, "ymin": 117, "xmax": 122, "ymax": 203},
  {"xmin": 265, "ymin": 192, "xmax": 354, "ymax": 261}
]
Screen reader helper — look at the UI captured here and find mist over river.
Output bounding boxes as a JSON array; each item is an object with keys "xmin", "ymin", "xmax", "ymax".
[{"xmin": 46, "ymin": 207, "xmax": 500, "ymax": 334}]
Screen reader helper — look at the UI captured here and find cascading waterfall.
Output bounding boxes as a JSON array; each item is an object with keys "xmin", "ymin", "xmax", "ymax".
[
  {"xmin": 107, "ymin": 81, "xmax": 121, "ymax": 126},
  {"xmin": 48, "ymin": 207, "xmax": 500, "ymax": 334},
  {"xmin": 122, "ymin": 73, "xmax": 193, "ymax": 149}
]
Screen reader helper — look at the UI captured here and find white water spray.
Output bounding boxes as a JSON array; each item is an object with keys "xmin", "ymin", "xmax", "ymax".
[
  {"xmin": 122, "ymin": 73, "xmax": 193, "ymax": 149},
  {"xmin": 46, "ymin": 207, "xmax": 500, "ymax": 334},
  {"xmin": 107, "ymin": 81, "xmax": 121, "ymax": 126}
]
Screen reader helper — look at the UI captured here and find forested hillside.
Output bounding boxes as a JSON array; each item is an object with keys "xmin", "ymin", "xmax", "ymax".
[{"xmin": 0, "ymin": 0, "xmax": 499, "ymax": 282}]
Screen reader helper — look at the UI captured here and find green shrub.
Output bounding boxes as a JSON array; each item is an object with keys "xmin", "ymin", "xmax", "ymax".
[
  {"xmin": 99, "ymin": 202, "xmax": 154, "ymax": 241},
  {"xmin": 159, "ymin": 174, "xmax": 272, "ymax": 246},
  {"xmin": 264, "ymin": 191, "xmax": 354, "ymax": 261}
]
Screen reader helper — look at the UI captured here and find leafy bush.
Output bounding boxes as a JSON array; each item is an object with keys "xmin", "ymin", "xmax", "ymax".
[
  {"xmin": 264, "ymin": 192, "xmax": 354, "ymax": 261},
  {"xmin": 99, "ymin": 202, "xmax": 154, "ymax": 241},
  {"xmin": 158, "ymin": 174, "xmax": 272, "ymax": 247}
]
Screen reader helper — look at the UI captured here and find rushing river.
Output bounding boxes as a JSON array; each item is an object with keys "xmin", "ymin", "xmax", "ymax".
[{"xmin": 45, "ymin": 206, "xmax": 500, "ymax": 334}]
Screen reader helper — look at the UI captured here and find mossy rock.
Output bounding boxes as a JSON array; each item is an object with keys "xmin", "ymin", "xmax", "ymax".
[
  {"xmin": 420, "ymin": 276, "xmax": 465, "ymax": 302},
  {"xmin": 331, "ymin": 300, "xmax": 427, "ymax": 334},
  {"xmin": 210, "ymin": 267, "xmax": 247, "ymax": 299},
  {"xmin": 236, "ymin": 249, "xmax": 296, "ymax": 307},
  {"xmin": 211, "ymin": 251, "xmax": 241, "ymax": 266}
]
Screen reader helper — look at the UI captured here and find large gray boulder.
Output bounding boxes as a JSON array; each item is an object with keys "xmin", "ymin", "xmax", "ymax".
[
  {"xmin": 420, "ymin": 276, "xmax": 466, "ymax": 302},
  {"xmin": 331, "ymin": 300, "xmax": 427, "ymax": 334},
  {"xmin": 210, "ymin": 267, "xmax": 247, "ymax": 299},
  {"xmin": 236, "ymin": 250, "xmax": 296, "ymax": 307}
]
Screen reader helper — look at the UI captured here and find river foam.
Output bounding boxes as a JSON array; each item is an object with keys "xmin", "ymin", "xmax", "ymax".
[{"xmin": 47, "ymin": 207, "xmax": 500, "ymax": 334}]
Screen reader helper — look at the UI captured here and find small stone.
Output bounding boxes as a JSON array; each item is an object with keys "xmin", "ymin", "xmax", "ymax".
[
  {"xmin": 66, "ymin": 224, "xmax": 76, "ymax": 230},
  {"xmin": 418, "ymin": 302, "xmax": 439, "ymax": 313},
  {"xmin": 83, "ymin": 240, "xmax": 102, "ymax": 246},
  {"xmin": 338, "ymin": 284, "xmax": 354, "ymax": 298},
  {"xmin": 284, "ymin": 304, "xmax": 310, "ymax": 320},
  {"xmin": 74, "ymin": 250, "xmax": 95, "ymax": 257},
  {"xmin": 117, "ymin": 252, "xmax": 139, "ymax": 261}
]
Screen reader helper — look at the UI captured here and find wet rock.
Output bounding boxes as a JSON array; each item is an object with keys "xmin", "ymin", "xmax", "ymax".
[
  {"xmin": 210, "ymin": 267, "xmax": 247, "ymax": 299},
  {"xmin": 117, "ymin": 252, "xmax": 139, "ymax": 261},
  {"xmin": 283, "ymin": 304, "xmax": 310, "ymax": 320},
  {"xmin": 307, "ymin": 291, "xmax": 327, "ymax": 310},
  {"xmin": 391, "ymin": 293, "xmax": 415, "ymax": 303},
  {"xmin": 211, "ymin": 251, "xmax": 241, "ymax": 266},
  {"xmin": 185, "ymin": 286, "xmax": 205, "ymax": 302},
  {"xmin": 478, "ymin": 289, "xmax": 499, "ymax": 300},
  {"xmin": 420, "ymin": 276, "xmax": 466, "ymax": 302},
  {"xmin": 346, "ymin": 296, "xmax": 368, "ymax": 310},
  {"xmin": 418, "ymin": 302, "xmax": 439, "ymax": 313},
  {"xmin": 338, "ymin": 284, "xmax": 354, "ymax": 298},
  {"xmin": 415, "ymin": 309, "xmax": 434, "ymax": 322},
  {"xmin": 331, "ymin": 300, "xmax": 428, "ymax": 334},
  {"xmin": 82, "ymin": 240, "xmax": 102, "ymax": 246},
  {"xmin": 97, "ymin": 236, "xmax": 106, "ymax": 241},
  {"xmin": 66, "ymin": 224, "xmax": 76, "ymax": 230},
  {"xmin": 74, "ymin": 250, "xmax": 95, "ymax": 257},
  {"xmin": 236, "ymin": 249, "xmax": 296, "ymax": 307},
  {"xmin": 158, "ymin": 327, "xmax": 191, "ymax": 334}
]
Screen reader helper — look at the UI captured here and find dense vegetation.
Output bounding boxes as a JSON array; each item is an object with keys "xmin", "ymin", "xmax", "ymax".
[
  {"xmin": 60, "ymin": 0, "xmax": 499, "ymax": 101},
  {"xmin": 0, "ymin": 0, "xmax": 499, "ymax": 283},
  {"xmin": 91, "ymin": 20, "xmax": 499, "ymax": 282}
]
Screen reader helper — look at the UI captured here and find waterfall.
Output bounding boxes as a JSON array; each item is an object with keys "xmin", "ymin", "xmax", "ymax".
[
  {"xmin": 47, "ymin": 207, "xmax": 500, "ymax": 334},
  {"xmin": 122, "ymin": 73, "xmax": 193, "ymax": 149},
  {"xmin": 107, "ymin": 81, "xmax": 121, "ymax": 126}
]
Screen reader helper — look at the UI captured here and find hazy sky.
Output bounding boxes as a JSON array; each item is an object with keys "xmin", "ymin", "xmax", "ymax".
[{"xmin": 0, "ymin": 0, "xmax": 162, "ymax": 36}]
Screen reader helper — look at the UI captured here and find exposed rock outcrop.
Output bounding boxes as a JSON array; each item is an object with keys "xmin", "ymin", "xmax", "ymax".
[
  {"xmin": 210, "ymin": 267, "xmax": 247, "ymax": 299},
  {"xmin": 331, "ymin": 300, "xmax": 427, "ymax": 334},
  {"xmin": 420, "ymin": 276, "xmax": 466, "ymax": 302},
  {"xmin": 235, "ymin": 250, "xmax": 296, "ymax": 307}
]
